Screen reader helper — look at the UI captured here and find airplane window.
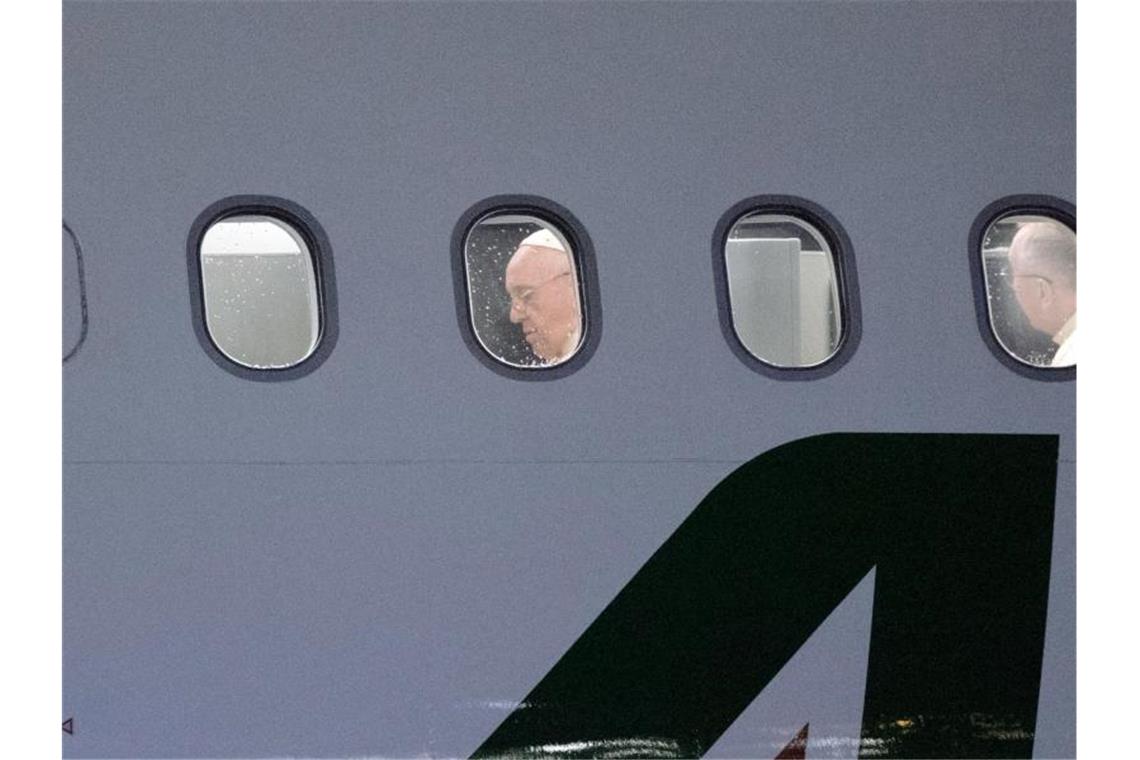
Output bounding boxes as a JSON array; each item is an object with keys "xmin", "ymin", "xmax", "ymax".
[
  {"xmin": 63, "ymin": 223, "xmax": 87, "ymax": 362},
  {"xmin": 981, "ymin": 215, "xmax": 1076, "ymax": 368},
  {"xmin": 463, "ymin": 213, "xmax": 584, "ymax": 368},
  {"xmin": 723, "ymin": 213, "xmax": 844, "ymax": 367},
  {"xmin": 197, "ymin": 214, "xmax": 321, "ymax": 370}
]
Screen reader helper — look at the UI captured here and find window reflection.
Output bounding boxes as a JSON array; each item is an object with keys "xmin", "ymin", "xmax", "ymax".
[
  {"xmin": 199, "ymin": 215, "xmax": 321, "ymax": 369},
  {"xmin": 982, "ymin": 215, "xmax": 1076, "ymax": 368},
  {"xmin": 724, "ymin": 213, "xmax": 843, "ymax": 367},
  {"xmin": 464, "ymin": 214, "xmax": 583, "ymax": 368}
]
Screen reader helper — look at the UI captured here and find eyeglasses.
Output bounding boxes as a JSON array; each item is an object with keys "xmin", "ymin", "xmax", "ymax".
[
  {"xmin": 1006, "ymin": 273, "xmax": 1053, "ymax": 294},
  {"xmin": 509, "ymin": 271, "xmax": 571, "ymax": 313}
]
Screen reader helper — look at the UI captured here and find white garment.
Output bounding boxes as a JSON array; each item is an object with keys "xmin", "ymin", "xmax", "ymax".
[{"xmin": 1051, "ymin": 314, "xmax": 1076, "ymax": 367}]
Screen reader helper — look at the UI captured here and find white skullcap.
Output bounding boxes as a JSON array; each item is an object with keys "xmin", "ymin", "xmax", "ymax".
[{"xmin": 519, "ymin": 228, "xmax": 566, "ymax": 252}]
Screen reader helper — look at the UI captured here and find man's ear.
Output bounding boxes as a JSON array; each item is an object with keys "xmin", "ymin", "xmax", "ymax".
[{"xmin": 1039, "ymin": 278, "xmax": 1056, "ymax": 305}]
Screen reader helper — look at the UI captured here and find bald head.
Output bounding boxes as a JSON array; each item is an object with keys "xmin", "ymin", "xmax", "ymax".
[
  {"xmin": 1008, "ymin": 221, "xmax": 1076, "ymax": 291},
  {"xmin": 1007, "ymin": 220, "xmax": 1076, "ymax": 339}
]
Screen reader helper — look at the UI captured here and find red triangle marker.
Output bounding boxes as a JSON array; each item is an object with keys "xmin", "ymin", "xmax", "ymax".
[{"xmin": 774, "ymin": 723, "xmax": 808, "ymax": 759}]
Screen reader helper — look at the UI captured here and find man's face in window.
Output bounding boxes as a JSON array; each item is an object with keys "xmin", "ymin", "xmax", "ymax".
[
  {"xmin": 504, "ymin": 243, "xmax": 581, "ymax": 363},
  {"xmin": 1006, "ymin": 221, "xmax": 1076, "ymax": 338}
]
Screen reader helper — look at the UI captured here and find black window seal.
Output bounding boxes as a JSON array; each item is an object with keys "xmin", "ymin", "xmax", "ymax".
[
  {"xmin": 450, "ymin": 195, "xmax": 602, "ymax": 381},
  {"xmin": 712, "ymin": 195, "xmax": 861, "ymax": 380},
  {"xmin": 186, "ymin": 195, "xmax": 339, "ymax": 381},
  {"xmin": 968, "ymin": 194, "xmax": 1075, "ymax": 382},
  {"xmin": 63, "ymin": 220, "xmax": 89, "ymax": 364}
]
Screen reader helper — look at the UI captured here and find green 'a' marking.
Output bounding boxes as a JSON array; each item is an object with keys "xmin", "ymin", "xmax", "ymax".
[{"xmin": 472, "ymin": 434, "xmax": 1057, "ymax": 759}]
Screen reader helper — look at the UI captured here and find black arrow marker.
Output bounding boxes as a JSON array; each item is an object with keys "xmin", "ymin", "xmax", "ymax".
[{"xmin": 472, "ymin": 434, "xmax": 1057, "ymax": 759}]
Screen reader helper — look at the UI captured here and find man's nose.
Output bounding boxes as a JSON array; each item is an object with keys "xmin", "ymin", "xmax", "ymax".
[{"xmin": 509, "ymin": 301, "xmax": 524, "ymax": 324}]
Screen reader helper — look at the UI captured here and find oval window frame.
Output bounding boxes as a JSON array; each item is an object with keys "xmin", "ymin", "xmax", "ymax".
[
  {"xmin": 187, "ymin": 195, "xmax": 338, "ymax": 381},
  {"xmin": 63, "ymin": 221, "xmax": 89, "ymax": 364},
  {"xmin": 451, "ymin": 195, "xmax": 602, "ymax": 381},
  {"xmin": 968, "ymin": 195, "xmax": 1076, "ymax": 382},
  {"xmin": 712, "ymin": 196, "xmax": 861, "ymax": 380}
]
